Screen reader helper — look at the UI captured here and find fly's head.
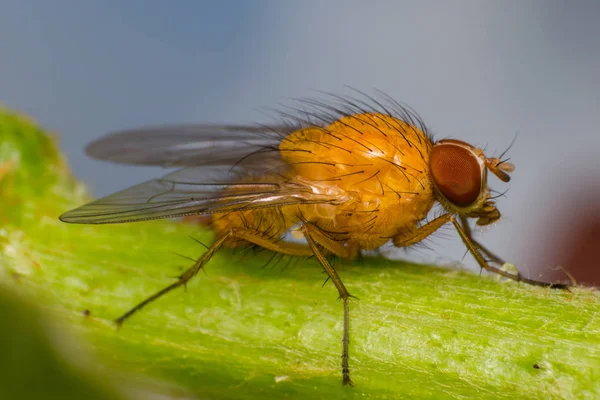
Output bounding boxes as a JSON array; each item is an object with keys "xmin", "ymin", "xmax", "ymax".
[{"xmin": 429, "ymin": 139, "xmax": 514, "ymax": 226}]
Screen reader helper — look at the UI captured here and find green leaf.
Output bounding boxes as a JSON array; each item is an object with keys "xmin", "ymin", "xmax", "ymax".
[{"xmin": 1, "ymin": 106, "xmax": 599, "ymax": 399}]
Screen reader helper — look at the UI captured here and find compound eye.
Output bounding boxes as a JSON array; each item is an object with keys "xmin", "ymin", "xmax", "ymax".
[{"xmin": 430, "ymin": 143, "xmax": 482, "ymax": 207}]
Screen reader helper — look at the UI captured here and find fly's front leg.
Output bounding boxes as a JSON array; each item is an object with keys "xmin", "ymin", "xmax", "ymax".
[
  {"xmin": 450, "ymin": 217, "xmax": 567, "ymax": 288},
  {"xmin": 393, "ymin": 214, "xmax": 567, "ymax": 289},
  {"xmin": 392, "ymin": 214, "xmax": 452, "ymax": 247},
  {"xmin": 459, "ymin": 215, "xmax": 505, "ymax": 265},
  {"xmin": 301, "ymin": 223, "xmax": 355, "ymax": 386}
]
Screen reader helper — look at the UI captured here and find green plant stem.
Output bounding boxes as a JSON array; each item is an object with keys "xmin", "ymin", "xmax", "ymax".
[{"xmin": 1, "ymin": 107, "xmax": 599, "ymax": 399}]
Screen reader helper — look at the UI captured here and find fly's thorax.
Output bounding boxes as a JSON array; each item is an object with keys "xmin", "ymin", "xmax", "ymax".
[
  {"xmin": 279, "ymin": 112, "xmax": 436, "ymax": 241},
  {"xmin": 279, "ymin": 112, "xmax": 433, "ymax": 197},
  {"xmin": 339, "ymin": 191, "xmax": 435, "ymax": 237}
]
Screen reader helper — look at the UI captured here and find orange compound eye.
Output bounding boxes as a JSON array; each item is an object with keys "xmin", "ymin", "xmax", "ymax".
[{"xmin": 430, "ymin": 143, "xmax": 482, "ymax": 207}]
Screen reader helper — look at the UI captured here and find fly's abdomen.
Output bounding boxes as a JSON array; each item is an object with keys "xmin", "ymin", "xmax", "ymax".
[{"xmin": 211, "ymin": 207, "xmax": 295, "ymax": 247}]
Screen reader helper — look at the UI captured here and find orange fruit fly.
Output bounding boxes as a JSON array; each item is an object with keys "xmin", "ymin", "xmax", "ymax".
[{"xmin": 60, "ymin": 91, "xmax": 566, "ymax": 385}]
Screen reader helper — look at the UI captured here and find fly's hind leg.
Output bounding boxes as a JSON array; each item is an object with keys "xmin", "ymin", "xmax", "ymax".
[
  {"xmin": 301, "ymin": 223, "xmax": 356, "ymax": 386},
  {"xmin": 393, "ymin": 214, "xmax": 568, "ymax": 289},
  {"xmin": 116, "ymin": 228, "xmax": 314, "ymax": 326},
  {"xmin": 115, "ymin": 231, "xmax": 232, "ymax": 326}
]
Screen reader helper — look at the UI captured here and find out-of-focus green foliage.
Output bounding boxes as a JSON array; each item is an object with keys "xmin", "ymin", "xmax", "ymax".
[
  {"xmin": 0, "ymin": 286, "xmax": 124, "ymax": 400},
  {"xmin": 1, "ymin": 106, "xmax": 599, "ymax": 399}
]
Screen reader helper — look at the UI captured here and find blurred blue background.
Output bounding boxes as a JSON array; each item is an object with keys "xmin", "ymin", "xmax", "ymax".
[{"xmin": 1, "ymin": 0, "xmax": 599, "ymax": 277}]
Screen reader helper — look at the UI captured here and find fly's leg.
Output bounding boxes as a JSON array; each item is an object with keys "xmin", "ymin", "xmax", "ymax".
[
  {"xmin": 116, "ymin": 229, "xmax": 314, "ymax": 326},
  {"xmin": 115, "ymin": 231, "xmax": 232, "ymax": 326},
  {"xmin": 393, "ymin": 214, "xmax": 568, "ymax": 289},
  {"xmin": 393, "ymin": 214, "xmax": 453, "ymax": 247},
  {"xmin": 302, "ymin": 223, "xmax": 360, "ymax": 259},
  {"xmin": 459, "ymin": 215, "xmax": 505, "ymax": 265},
  {"xmin": 302, "ymin": 223, "xmax": 355, "ymax": 386},
  {"xmin": 450, "ymin": 216, "xmax": 567, "ymax": 288}
]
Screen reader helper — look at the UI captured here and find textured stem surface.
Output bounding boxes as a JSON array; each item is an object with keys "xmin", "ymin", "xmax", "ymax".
[{"xmin": 1, "ymin": 107, "xmax": 599, "ymax": 399}]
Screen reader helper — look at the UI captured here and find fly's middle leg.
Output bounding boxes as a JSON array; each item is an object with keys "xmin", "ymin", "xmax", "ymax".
[
  {"xmin": 116, "ymin": 224, "xmax": 358, "ymax": 385},
  {"xmin": 302, "ymin": 223, "xmax": 355, "ymax": 386}
]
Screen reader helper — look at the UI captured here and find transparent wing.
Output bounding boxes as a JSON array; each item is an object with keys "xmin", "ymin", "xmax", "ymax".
[
  {"xmin": 85, "ymin": 124, "xmax": 295, "ymax": 168},
  {"xmin": 59, "ymin": 166, "xmax": 347, "ymax": 224}
]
